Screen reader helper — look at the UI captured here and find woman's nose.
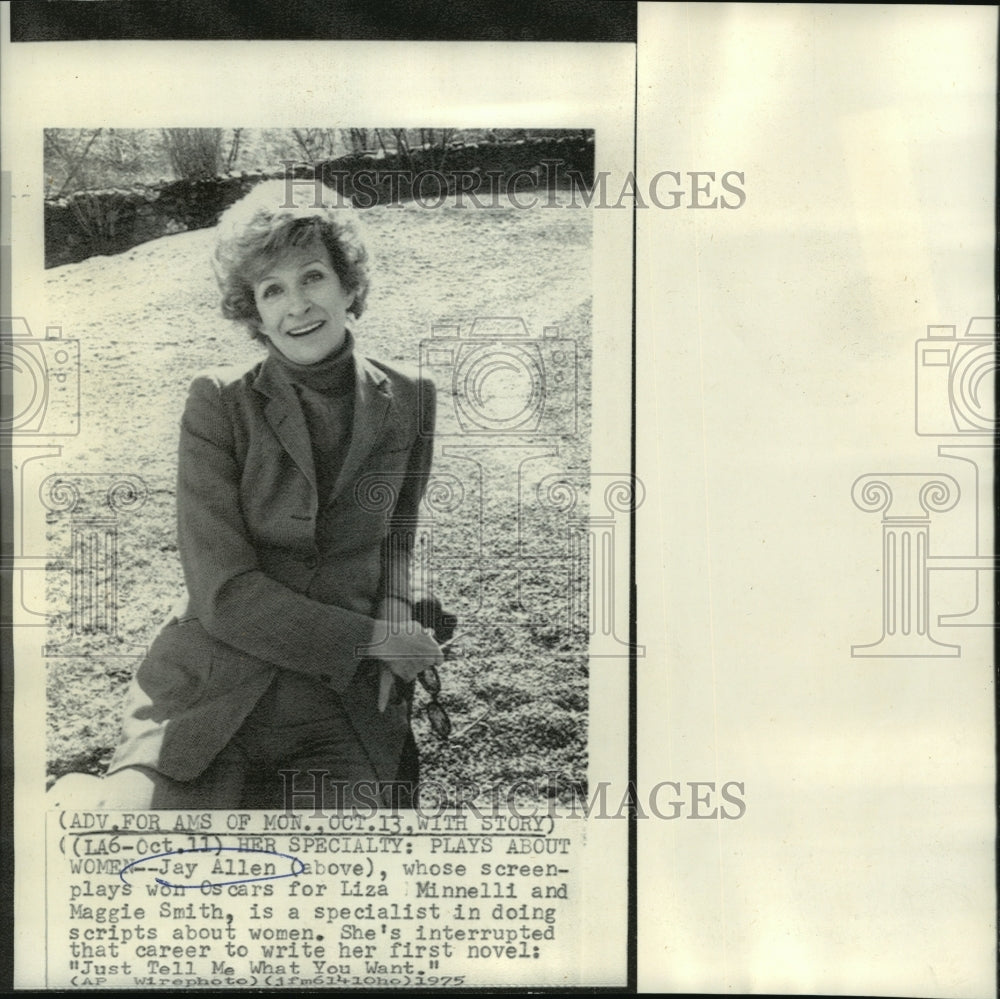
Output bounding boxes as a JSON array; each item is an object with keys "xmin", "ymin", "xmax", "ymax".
[{"xmin": 287, "ymin": 285, "xmax": 311, "ymax": 314}]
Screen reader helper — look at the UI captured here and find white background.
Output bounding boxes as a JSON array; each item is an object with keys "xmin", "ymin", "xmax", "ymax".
[
  {"xmin": 3, "ymin": 3, "xmax": 996, "ymax": 995},
  {"xmin": 637, "ymin": 5, "xmax": 995, "ymax": 996},
  {"xmin": 3, "ymin": 18, "xmax": 634, "ymax": 991}
]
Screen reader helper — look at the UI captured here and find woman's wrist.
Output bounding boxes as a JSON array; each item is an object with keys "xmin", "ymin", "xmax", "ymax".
[{"xmin": 377, "ymin": 594, "xmax": 413, "ymax": 625}]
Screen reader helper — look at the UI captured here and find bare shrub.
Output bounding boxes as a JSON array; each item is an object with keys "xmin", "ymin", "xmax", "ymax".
[{"xmin": 161, "ymin": 128, "xmax": 223, "ymax": 180}]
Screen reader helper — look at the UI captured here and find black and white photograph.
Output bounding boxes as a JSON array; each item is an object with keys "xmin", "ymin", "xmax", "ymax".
[
  {"xmin": 3, "ymin": 3, "xmax": 996, "ymax": 996},
  {"xmin": 39, "ymin": 127, "xmax": 597, "ymax": 812},
  {"xmin": 6, "ymin": 23, "xmax": 634, "ymax": 990}
]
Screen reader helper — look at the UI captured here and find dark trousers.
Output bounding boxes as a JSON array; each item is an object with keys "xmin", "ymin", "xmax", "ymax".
[{"xmin": 145, "ymin": 670, "xmax": 418, "ymax": 809}]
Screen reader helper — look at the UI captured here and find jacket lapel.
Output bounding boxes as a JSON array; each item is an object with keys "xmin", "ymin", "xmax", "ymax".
[
  {"xmin": 254, "ymin": 357, "xmax": 316, "ymax": 490},
  {"xmin": 329, "ymin": 354, "xmax": 393, "ymax": 504},
  {"xmin": 253, "ymin": 352, "xmax": 394, "ymax": 505}
]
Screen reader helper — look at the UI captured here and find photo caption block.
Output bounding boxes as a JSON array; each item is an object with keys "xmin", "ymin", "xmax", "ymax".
[{"xmin": 47, "ymin": 808, "xmax": 583, "ymax": 989}]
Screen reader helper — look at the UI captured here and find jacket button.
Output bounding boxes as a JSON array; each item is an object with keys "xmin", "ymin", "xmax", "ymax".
[{"xmin": 304, "ymin": 555, "xmax": 318, "ymax": 569}]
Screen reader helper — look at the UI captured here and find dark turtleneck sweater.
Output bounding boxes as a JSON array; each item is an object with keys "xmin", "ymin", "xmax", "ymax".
[{"xmin": 266, "ymin": 330, "xmax": 357, "ymax": 502}]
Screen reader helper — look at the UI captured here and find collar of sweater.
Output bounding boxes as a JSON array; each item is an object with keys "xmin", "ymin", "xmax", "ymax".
[{"xmin": 265, "ymin": 328, "xmax": 357, "ymax": 396}]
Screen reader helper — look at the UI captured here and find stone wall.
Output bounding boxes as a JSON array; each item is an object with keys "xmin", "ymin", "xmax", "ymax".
[{"xmin": 44, "ymin": 135, "xmax": 594, "ymax": 268}]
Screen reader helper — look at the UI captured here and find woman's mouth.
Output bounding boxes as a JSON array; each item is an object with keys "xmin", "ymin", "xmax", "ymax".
[{"xmin": 286, "ymin": 319, "xmax": 325, "ymax": 337}]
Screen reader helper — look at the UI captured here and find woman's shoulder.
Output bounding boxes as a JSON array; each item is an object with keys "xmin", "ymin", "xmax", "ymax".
[
  {"xmin": 361, "ymin": 354, "xmax": 434, "ymax": 393},
  {"xmin": 180, "ymin": 359, "xmax": 266, "ymax": 437},
  {"xmin": 187, "ymin": 357, "xmax": 263, "ymax": 392}
]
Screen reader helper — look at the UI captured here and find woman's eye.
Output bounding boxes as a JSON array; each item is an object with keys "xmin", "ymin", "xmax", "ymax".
[
  {"xmin": 304, "ymin": 270, "xmax": 325, "ymax": 284},
  {"xmin": 260, "ymin": 284, "xmax": 282, "ymax": 299}
]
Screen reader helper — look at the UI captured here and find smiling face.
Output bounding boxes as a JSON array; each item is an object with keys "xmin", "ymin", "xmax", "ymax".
[{"xmin": 252, "ymin": 243, "xmax": 356, "ymax": 365}]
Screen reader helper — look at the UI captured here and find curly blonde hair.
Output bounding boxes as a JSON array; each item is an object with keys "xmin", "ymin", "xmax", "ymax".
[{"xmin": 213, "ymin": 179, "xmax": 371, "ymax": 341}]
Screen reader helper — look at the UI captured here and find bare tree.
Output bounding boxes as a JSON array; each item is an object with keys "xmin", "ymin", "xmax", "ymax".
[
  {"xmin": 290, "ymin": 128, "xmax": 339, "ymax": 164},
  {"xmin": 341, "ymin": 128, "xmax": 377, "ymax": 155},
  {"xmin": 388, "ymin": 128, "xmax": 415, "ymax": 169},
  {"xmin": 224, "ymin": 128, "xmax": 243, "ymax": 171},
  {"xmin": 44, "ymin": 128, "xmax": 103, "ymax": 196}
]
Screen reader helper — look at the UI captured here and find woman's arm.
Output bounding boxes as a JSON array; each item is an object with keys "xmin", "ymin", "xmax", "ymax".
[
  {"xmin": 377, "ymin": 376, "xmax": 437, "ymax": 610},
  {"xmin": 371, "ymin": 377, "xmax": 442, "ymax": 697}
]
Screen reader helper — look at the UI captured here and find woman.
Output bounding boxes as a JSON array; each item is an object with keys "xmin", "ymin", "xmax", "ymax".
[{"xmin": 91, "ymin": 179, "xmax": 442, "ymax": 809}]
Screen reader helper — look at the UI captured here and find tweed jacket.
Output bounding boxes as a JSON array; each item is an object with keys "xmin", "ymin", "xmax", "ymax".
[{"xmin": 108, "ymin": 346, "xmax": 436, "ymax": 784}]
